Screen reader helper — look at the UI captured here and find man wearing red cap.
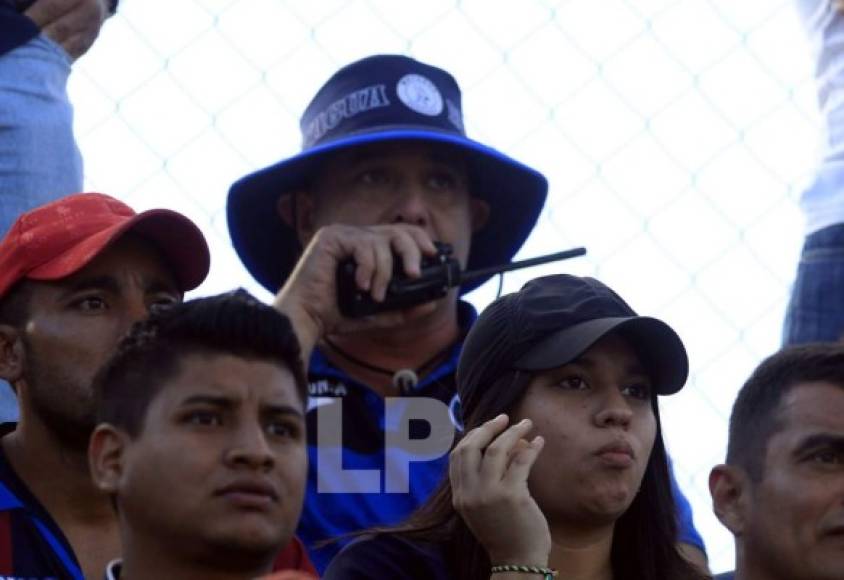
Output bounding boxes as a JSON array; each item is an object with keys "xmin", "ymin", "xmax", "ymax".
[
  {"xmin": 0, "ymin": 193, "xmax": 314, "ymax": 578},
  {"xmin": 0, "ymin": 192, "xmax": 209, "ymax": 578}
]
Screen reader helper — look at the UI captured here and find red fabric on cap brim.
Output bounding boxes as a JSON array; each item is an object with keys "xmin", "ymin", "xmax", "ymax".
[{"xmin": 25, "ymin": 209, "xmax": 209, "ymax": 293}]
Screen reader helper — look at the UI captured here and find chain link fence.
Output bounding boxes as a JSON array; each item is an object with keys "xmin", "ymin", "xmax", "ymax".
[{"xmin": 71, "ymin": 0, "xmax": 818, "ymax": 572}]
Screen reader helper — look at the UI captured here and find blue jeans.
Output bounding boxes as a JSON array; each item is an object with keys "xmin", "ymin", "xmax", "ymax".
[
  {"xmin": 783, "ymin": 223, "xmax": 844, "ymax": 345},
  {"xmin": 0, "ymin": 33, "xmax": 82, "ymax": 235},
  {"xmin": 0, "ymin": 34, "xmax": 82, "ymax": 422}
]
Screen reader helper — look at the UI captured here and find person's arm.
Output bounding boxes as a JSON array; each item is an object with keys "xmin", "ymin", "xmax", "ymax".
[{"xmin": 24, "ymin": 0, "xmax": 113, "ymax": 60}]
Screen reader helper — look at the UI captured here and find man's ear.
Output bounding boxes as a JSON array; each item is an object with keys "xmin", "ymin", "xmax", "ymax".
[
  {"xmin": 277, "ymin": 192, "xmax": 318, "ymax": 245},
  {"xmin": 0, "ymin": 325, "xmax": 24, "ymax": 384},
  {"xmin": 88, "ymin": 424, "xmax": 129, "ymax": 495},
  {"xmin": 470, "ymin": 198, "xmax": 490, "ymax": 233},
  {"xmin": 710, "ymin": 463, "xmax": 751, "ymax": 536}
]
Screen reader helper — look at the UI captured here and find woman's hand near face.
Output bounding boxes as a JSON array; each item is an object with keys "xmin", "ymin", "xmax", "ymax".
[{"xmin": 449, "ymin": 414, "xmax": 551, "ymax": 567}]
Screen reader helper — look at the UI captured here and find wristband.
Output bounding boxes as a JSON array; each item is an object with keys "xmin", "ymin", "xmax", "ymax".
[{"xmin": 490, "ymin": 564, "xmax": 558, "ymax": 579}]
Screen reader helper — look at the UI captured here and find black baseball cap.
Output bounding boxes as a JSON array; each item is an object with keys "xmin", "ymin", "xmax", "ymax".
[
  {"xmin": 227, "ymin": 54, "xmax": 548, "ymax": 295},
  {"xmin": 457, "ymin": 274, "xmax": 689, "ymax": 403}
]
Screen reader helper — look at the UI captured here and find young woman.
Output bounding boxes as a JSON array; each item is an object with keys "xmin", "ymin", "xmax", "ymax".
[{"xmin": 323, "ymin": 274, "xmax": 708, "ymax": 580}]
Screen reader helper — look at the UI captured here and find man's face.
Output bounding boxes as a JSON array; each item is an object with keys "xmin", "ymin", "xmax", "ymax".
[
  {"xmin": 298, "ymin": 141, "xmax": 488, "ymax": 269},
  {"xmin": 108, "ymin": 352, "xmax": 306, "ymax": 567},
  {"xmin": 13, "ymin": 235, "xmax": 180, "ymax": 447},
  {"xmin": 742, "ymin": 381, "xmax": 844, "ymax": 580}
]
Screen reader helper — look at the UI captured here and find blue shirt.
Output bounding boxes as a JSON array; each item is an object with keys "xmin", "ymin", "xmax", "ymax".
[
  {"xmin": 0, "ymin": 424, "xmax": 83, "ymax": 580},
  {"xmin": 296, "ymin": 304, "xmax": 471, "ymax": 573}
]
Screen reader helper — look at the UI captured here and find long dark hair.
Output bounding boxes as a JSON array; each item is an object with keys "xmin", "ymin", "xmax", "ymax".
[{"xmin": 385, "ymin": 363, "xmax": 707, "ymax": 580}]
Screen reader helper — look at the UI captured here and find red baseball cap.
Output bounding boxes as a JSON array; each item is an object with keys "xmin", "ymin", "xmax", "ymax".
[{"xmin": 0, "ymin": 193, "xmax": 210, "ymax": 299}]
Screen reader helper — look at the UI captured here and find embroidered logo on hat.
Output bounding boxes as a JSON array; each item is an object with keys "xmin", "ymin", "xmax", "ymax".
[
  {"xmin": 303, "ymin": 83, "xmax": 391, "ymax": 148},
  {"xmin": 396, "ymin": 74, "xmax": 443, "ymax": 116}
]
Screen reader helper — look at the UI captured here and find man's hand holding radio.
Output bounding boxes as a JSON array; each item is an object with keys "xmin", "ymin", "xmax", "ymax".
[{"xmin": 274, "ymin": 223, "xmax": 439, "ymax": 360}]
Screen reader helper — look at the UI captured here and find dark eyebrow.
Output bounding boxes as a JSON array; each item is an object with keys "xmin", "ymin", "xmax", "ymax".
[
  {"xmin": 263, "ymin": 404, "xmax": 305, "ymax": 420},
  {"xmin": 57, "ymin": 273, "xmax": 179, "ymax": 301},
  {"xmin": 146, "ymin": 277, "xmax": 181, "ymax": 297},
  {"xmin": 180, "ymin": 395, "xmax": 234, "ymax": 409},
  {"xmin": 57, "ymin": 275, "xmax": 120, "ymax": 300},
  {"xmin": 180, "ymin": 395, "xmax": 304, "ymax": 420},
  {"xmin": 793, "ymin": 433, "xmax": 844, "ymax": 458},
  {"xmin": 427, "ymin": 151, "xmax": 466, "ymax": 172}
]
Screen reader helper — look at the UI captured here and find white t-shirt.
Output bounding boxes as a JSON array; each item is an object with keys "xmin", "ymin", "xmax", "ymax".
[{"xmin": 796, "ymin": 0, "xmax": 844, "ymax": 234}]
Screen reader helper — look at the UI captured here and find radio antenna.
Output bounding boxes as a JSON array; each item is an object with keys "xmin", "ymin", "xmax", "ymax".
[{"xmin": 460, "ymin": 247, "xmax": 587, "ymax": 286}]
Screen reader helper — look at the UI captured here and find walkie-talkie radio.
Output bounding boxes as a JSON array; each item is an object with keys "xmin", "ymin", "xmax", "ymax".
[{"xmin": 337, "ymin": 243, "xmax": 587, "ymax": 318}]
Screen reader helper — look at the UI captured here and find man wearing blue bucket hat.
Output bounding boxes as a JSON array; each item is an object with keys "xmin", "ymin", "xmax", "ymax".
[{"xmin": 227, "ymin": 54, "xmax": 707, "ymax": 573}]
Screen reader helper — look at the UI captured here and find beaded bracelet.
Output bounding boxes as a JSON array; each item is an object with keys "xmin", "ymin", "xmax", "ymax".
[{"xmin": 490, "ymin": 564, "xmax": 558, "ymax": 579}]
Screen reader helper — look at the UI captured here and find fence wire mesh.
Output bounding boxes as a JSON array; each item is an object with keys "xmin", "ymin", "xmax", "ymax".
[{"xmin": 71, "ymin": 0, "xmax": 818, "ymax": 572}]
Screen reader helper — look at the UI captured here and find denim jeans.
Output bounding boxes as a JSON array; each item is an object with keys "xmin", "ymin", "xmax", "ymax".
[
  {"xmin": 783, "ymin": 223, "xmax": 844, "ymax": 345},
  {"xmin": 0, "ymin": 33, "xmax": 82, "ymax": 235},
  {"xmin": 0, "ymin": 34, "xmax": 82, "ymax": 421}
]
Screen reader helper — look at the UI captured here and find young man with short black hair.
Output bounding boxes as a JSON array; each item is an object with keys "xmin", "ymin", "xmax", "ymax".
[
  {"xmin": 89, "ymin": 290, "xmax": 314, "ymax": 579},
  {"xmin": 710, "ymin": 343, "xmax": 844, "ymax": 580}
]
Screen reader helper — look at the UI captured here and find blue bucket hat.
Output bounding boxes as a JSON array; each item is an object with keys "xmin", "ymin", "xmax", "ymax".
[{"xmin": 227, "ymin": 54, "xmax": 548, "ymax": 295}]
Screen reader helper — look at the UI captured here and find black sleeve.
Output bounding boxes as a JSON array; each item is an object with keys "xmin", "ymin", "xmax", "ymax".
[
  {"xmin": 323, "ymin": 535, "xmax": 448, "ymax": 580},
  {"xmin": 0, "ymin": 8, "xmax": 39, "ymax": 57}
]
